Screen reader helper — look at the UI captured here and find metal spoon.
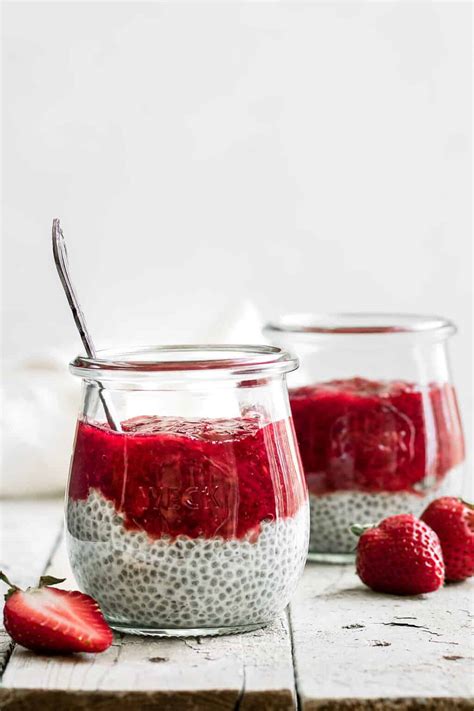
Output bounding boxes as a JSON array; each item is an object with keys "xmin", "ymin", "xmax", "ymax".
[{"xmin": 52, "ymin": 218, "xmax": 122, "ymax": 431}]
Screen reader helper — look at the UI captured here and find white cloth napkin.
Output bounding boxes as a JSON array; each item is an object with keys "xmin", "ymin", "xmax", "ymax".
[{"xmin": 0, "ymin": 352, "xmax": 80, "ymax": 497}]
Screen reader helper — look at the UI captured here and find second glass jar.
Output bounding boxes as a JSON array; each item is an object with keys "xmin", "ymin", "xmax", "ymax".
[{"xmin": 264, "ymin": 314, "xmax": 465, "ymax": 562}]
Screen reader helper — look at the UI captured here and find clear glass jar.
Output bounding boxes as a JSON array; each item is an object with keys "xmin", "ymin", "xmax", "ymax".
[
  {"xmin": 264, "ymin": 314, "xmax": 465, "ymax": 563},
  {"xmin": 66, "ymin": 345, "xmax": 309, "ymax": 636}
]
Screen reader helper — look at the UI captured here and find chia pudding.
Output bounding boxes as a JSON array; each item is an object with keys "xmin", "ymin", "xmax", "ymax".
[
  {"xmin": 290, "ymin": 377, "xmax": 465, "ymax": 556},
  {"xmin": 66, "ymin": 414, "xmax": 309, "ymax": 634}
]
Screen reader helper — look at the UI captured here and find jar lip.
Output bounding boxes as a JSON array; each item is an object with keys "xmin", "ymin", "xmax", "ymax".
[
  {"xmin": 264, "ymin": 312, "xmax": 457, "ymax": 338},
  {"xmin": 70, "ymin": 344, "xmax": 298, "ymax": 377}
]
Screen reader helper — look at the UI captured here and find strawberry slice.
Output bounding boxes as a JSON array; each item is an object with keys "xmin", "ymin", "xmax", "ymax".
[{"xmin": 1, "ymin": 572, "xmax": 113, "ymax": 654}]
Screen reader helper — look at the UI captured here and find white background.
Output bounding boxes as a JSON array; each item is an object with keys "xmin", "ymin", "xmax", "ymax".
[{"xmin": 2, "ymin": 2, "xmax": 472, "ymax": 487}]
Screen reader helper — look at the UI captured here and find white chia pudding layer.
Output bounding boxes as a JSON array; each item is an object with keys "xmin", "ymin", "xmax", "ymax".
[
  {"xmin": 66, "ymin": 489, "xmax": 309, "ymax": 632},
  {"xmin": 309, "ymin": 465, "xmax": 463, "ymax": 555}
]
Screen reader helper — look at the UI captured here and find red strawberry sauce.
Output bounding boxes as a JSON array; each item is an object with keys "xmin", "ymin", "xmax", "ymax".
[
  {"xmin": 290, "ymin": 378, "xmax": 464, "ymax": 495},
  {"xmin": 69, "ymin": 415, "xmax": 306, "ymax": 541}
]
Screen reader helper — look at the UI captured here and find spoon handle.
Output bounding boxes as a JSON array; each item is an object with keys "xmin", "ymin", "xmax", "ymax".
[{"xmin": 52, "ymin": 219, "xmax": 121, "ymax": 431}]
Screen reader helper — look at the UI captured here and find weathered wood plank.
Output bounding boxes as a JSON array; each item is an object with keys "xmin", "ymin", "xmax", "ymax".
[
  {"xmin": 4, "ymin": 500, "xmax": 472, "ymax": 710},
  {"xmin": 290, "ymin": 563, "xmax": 474, "ymax": 710},
  {"xmin": 0, "ymin": 500, "xmax": 64, "ymax": 680},
  {"xmin": 0, "ymin": 499, "xmax": 64, "ymax": 588},
  {"xmin": 0, "ymin": 533, "xmax": 296, "ymax": 710}
]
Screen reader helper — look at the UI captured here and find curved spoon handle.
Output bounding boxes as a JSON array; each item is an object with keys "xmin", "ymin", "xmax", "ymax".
[
  {"xmin": 52, "ymin": 219, "xmax": 96, "ymax": 358},
  {"xmin": 52, "ymin": 219, "xmax": 121, "ymax": 431}
]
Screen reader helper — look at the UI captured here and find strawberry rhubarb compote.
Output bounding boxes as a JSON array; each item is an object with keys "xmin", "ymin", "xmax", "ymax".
[
  {"xmin": 290, "ymin": 377, "xmax": 465, "ymax": 556},
  {"xmin": 65, "ymin": 344, "xmax": 308, "ymax": 635}
]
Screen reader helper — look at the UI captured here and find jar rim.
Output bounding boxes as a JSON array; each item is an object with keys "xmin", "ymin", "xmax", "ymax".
[
  {"xmin": 264, "ymin": 312, "xmax": 457, "ymax": 338},
  {"xmin": 70, "ymin": 344, "xmax": 298, "ymax": 378}
]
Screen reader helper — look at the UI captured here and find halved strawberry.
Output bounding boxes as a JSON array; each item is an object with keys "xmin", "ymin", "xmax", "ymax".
[{"xmin": 1, "ymin": 572, "xmax": 113, "ymax": 654}]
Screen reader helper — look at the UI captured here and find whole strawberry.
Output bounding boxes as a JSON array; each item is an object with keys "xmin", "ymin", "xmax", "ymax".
[
  {"xmin": 352, "ymin": 514, "xmax": 445, "ymax": 595},
  {"xmin": 0, "ymin": 572, "xmax": 113, "ymax": 654},
  {"xmin": 421, "ymin": 497, "xmax": 474, "ymax": 582}
]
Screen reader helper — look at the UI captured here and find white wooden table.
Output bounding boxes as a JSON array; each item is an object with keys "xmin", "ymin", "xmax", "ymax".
[{"xmin": 0, "ymin": 499, "xmax": 472, "ymax": 710}]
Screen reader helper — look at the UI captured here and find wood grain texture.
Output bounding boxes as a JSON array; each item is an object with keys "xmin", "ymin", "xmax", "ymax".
[
  {"xmin": 0, "ymin": 534, "xmax": 296, "ymax": 710},
  {"xmin": 0, "ymin": 500, "xmax": 64, "ymax": 679},
  {"xmin": 290, "ymin": 563, "xmax": 474, "ymax": 710},
  {"xmin": 0, "ymin": 499, "xmax": 64, "ymax": 588}
]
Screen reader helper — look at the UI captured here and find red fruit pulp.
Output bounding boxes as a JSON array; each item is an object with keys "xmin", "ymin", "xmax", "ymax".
[
  {"xmin": 69, "ymin": 415, "xmax": 306, "ymax": 540},
  {"xmin": 289, "ymin": 378, "xmax": 464, "ymax": 495}
]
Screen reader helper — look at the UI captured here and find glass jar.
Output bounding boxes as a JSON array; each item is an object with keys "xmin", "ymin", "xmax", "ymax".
[
  {"xmin": 264, "ymin": 314, "xmax": 465, "ymax": 563},
  {"xmin": 66, "ymin": 345, "xmax": 309, "ymax": 636}
]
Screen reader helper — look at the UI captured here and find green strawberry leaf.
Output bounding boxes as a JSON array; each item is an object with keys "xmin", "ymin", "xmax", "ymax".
[
  {"xmin": 0, "ymin": 570, "xmax": 19, "ymax": 601},
  {"xmin": 38, "ymin": 576, "xmax": 66, "ymax": 588},
  {"xmin": 350, "ymin": 523, "xmax": 376, "ymax": 538},
  {"xmin": 0, "ymin": 571, "xmax": 15, "ymax": 589}
]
